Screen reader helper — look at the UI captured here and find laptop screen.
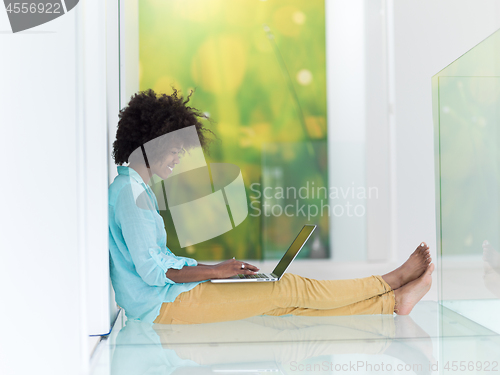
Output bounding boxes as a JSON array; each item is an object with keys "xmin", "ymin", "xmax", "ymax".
[{"xmin": 272, "ymin": 225, "xmax": 316, "ymax": 278}]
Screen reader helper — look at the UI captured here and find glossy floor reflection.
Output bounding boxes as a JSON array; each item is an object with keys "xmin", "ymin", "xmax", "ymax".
[{"xmin": 90, "ymin": 301, "xmax": 500, "ymax": 375}]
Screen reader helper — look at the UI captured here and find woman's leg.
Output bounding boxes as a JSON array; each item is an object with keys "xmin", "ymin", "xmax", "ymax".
[
  {"xmin": 154, "ymin": 243, "xmax": 433, "ymax": 324},
  {"xmin": 264, "ymin": 292, "xmax": 395, "ymax": 317},
  {"xmin": 153, "ymin": 273, "xmax": 394, "ymax": 324}
]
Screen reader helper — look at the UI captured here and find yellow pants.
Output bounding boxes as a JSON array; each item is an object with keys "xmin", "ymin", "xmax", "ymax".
[{"xmin": 153, "ymin": 273, "xmax": 395, "ymax": 324}]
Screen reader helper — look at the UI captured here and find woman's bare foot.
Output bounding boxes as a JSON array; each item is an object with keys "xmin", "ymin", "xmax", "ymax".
[
  {"xmin": 483, "ymin": 264, "xmax": 500, "ymax": 298},
  {"xmin": 394, "ymin": 263, "xmax": 434, "ymax": 315},
  {"xmin": 483, "ymin": 240, "xmax": 500, "ymax": 272},
  {"xmin": 382, "ymin": 242, "xmax": 431, "ymax": 290}
]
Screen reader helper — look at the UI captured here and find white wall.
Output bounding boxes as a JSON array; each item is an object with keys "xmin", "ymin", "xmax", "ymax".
[
  {"xmin": 326, "ymin": 0, "xmax": 368, "ymax": 262},
  {"xmin": 107, "ymin": 0, "xmax": 121, "ymax": 327},
  {"xmin": 326, "ymin": 0, "xmax": 392, "ymax": 262},
  {"xmin": 390, "ymin": 0, "xmax": 500, "ymax": 264},
  {"xmin": 0, "ymin": 0, "xmax": 109, "ymax": 373},
  {"xmin": 82, "ymin": 0, "xmax": 112, "ymax": 337},
  {"xmin": 0, "ymin": 9, "xmax": 85, "ymax": 375}
]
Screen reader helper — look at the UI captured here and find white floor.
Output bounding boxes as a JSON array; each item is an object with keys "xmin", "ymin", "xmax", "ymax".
[
  {"xmin": 89, "ymin": 301, "xmax": 500, "ymax": 375},
  {"xmin": 88, "ymin": 257, "xmax": 500, "ymax": 375}
]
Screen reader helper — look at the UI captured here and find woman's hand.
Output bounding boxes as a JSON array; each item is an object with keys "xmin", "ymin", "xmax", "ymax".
[
  {"xmin": 165, "ymin": 259, "xmax": 260, "ymax": 283},
  {"xmin": 211, "ymin": 258, "xmax": 260, "ymax": 279}
]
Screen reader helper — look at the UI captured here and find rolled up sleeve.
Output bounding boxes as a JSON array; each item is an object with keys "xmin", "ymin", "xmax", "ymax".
[
  {"xmin": 115, "ymin": 185, "xmax": 194, "ymax": 287},
  {"xmin": 149, "ymin": 247, "xmax": 197, "ymax": 284}
]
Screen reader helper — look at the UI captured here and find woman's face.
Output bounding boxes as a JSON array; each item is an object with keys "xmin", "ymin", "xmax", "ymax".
[{"xmin": 153, "ymin": 145, "xmax": 183, "ymax": 180}]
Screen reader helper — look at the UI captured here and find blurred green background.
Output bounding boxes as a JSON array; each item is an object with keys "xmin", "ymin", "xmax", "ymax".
[{"xmin": 139, "ymin": 0, "xmax": 328, "ymax": 260}]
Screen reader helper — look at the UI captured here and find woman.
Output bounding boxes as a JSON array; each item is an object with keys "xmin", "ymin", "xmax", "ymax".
[{"xmin": 109, "ymin": 89, "xmax": 434, "ymax": 325}]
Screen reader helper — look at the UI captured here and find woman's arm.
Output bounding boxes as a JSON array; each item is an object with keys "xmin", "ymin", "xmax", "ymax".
[{"xmin": 166, "ymin": 259, "xmax": 259, "ymax": 283}]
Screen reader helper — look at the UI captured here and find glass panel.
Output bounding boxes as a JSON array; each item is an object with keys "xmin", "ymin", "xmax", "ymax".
[
  {"xmin": 328, "ymin": 140, "xmax": 367, "ymax": 261},
  {"xmin": 433, "ymin": 29, "xmax": 500, "ymax": 334}
]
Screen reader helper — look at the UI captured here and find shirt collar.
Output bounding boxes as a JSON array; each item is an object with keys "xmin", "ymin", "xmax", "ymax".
[{"xmin": 117, "ymin": 166, "xmax": 147, "ymax": 186}]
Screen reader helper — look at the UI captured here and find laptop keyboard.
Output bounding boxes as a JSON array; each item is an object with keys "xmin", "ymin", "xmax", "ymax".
[{"xmin": 238, "ymin": 273, "xmax": 270, "ymax": 279}]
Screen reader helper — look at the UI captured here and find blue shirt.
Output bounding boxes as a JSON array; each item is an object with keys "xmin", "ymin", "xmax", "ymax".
[{"xmin": 109, "ymin": 166, "xmax": 206, "ymax": 323}]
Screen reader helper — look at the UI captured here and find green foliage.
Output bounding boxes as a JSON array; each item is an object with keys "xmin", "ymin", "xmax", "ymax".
[{"xmin": 139, "ymin": 0, "xmax": 327, "ymax": 260}]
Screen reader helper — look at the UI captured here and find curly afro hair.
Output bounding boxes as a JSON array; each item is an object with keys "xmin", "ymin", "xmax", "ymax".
[{"xmin": 112, "ymin": 88, "xmax": 215, "ymax": 165}]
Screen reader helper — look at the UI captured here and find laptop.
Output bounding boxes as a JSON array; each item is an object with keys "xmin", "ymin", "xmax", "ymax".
[{"xmin": 210, "ymin": 224, "xmax": 317, "ymax": 283}]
